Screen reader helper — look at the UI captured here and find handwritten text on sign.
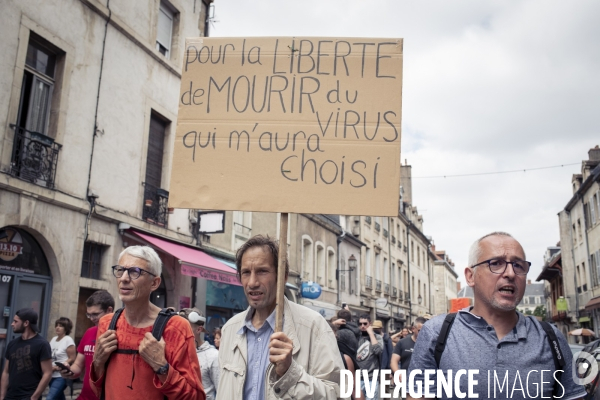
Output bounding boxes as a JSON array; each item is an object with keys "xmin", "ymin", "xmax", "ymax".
[{"xmin": 170, "ymin": 37, "xmax": 403, "ymax": 216}]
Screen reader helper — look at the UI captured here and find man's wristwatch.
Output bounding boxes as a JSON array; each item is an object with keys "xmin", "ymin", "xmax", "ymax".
[{"xmin": 155, "ymin": 363, "xmax": 169, "ymax": 375}]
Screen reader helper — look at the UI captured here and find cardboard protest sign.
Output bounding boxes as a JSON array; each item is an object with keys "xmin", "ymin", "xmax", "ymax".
[{"xmin": 170, "ymin": 37, "xmax": 403, "ymax": 216}]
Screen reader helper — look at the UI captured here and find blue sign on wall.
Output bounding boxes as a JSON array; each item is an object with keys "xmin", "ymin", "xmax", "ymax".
[{"xmin": 301, "ymin": 282, "xmax": 322, "ymax": 299}]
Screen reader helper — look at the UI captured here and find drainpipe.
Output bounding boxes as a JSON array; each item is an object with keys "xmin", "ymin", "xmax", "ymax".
[
  {"xmin": 567, "ymin": 210, "xmax": 580, "ymax": 321},
  {"xmin": 427, "ymin": 244, "xmax": 432, "ymax": 315},
  {"xmin": 337, "ymin": 230, "xmax": 346, "ymax": 306},
  {"xmin": 407, "ymin": 224, "xmax": 412, "ymax": 324}
]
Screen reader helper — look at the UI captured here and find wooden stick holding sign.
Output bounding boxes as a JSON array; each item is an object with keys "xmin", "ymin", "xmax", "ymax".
[{"xmin": 275, "ymin": 212, "xmax": 288, "ymax": 332}]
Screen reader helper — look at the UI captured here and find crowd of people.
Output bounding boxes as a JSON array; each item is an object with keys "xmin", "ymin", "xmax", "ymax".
[{"xmin": 0, "ymin": 232, "xmax": 589, "ymax": 399}]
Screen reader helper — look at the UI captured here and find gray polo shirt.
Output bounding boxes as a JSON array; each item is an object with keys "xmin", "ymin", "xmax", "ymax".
[{"xmin": 408, "ymin": 307, "xmax": 586, "ymax": 400}]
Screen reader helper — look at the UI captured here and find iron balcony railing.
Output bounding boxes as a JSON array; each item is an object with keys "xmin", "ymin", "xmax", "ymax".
[
  {"xmin": 383, "ymin": 229, "xmax": 389, "ymax": 238},
  {"xmin": 392, "ymin": 287, "xmax": 397, "ymax": 297},
  {"xmin": 10, "ymin": 125, "xmax": 62, "ymax": 189},
  {"xmin": 365, "ymin": 216, "xmax": 372, "ymax": 224},
  {"xmin": 234, "ymin": 222, "xmax": 252, "ymax": 236},
  {"xmin": 391, "ymin": 235, "xmax": 396, "ymax": 244},
  {"xmin": 375, "ymin": 222, "xmax": 381, "ymax": 232},
  {"xmin": 376, "ymin": 279, "xmax": 382, "ymax": 291},
  {"xmin": 384, "ymin": 283, "xmax": 390, "ymax": 294},
  {"xmin": 399, "ymin": 290, "xmax": 404, "ymax": 300},
  {"xmin": 365, "ymin": 275, "xmax": 373, "ymax": 289},
  {"xmin": 142, "ymin": 182, "xmax": 169, "ymax": 227}
]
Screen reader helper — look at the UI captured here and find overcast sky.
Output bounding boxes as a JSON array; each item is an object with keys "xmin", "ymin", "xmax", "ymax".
[{"xmin": 210, "ymin": 0, "xmax": 600, "ymax": 286}]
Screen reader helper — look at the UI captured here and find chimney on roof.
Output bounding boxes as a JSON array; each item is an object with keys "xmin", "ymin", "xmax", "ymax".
[{"xmin": 589, "ymin": 145, "xmax": 600, "ymax": 162}]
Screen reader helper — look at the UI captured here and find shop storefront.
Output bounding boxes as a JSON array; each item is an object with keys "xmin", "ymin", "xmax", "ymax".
[{"xmin": 0, "ymin": 227, "xmax": 53, "ymax": 358}]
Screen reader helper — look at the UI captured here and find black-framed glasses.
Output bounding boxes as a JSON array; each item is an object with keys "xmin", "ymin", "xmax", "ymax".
[
  {"xmin": 86, "ymin": 312, "xmax": 105, "ymax": 320},
  {"xmin": 112, "ymin": 265, "xmax": 157, "ymax": 280},
  {"xmin": 359, "ymin": 322, "xmax": 369, "ymax": 326},
  {"xmin": 471, "ymin": 258, "xmax": 531, "ymax": 276}
]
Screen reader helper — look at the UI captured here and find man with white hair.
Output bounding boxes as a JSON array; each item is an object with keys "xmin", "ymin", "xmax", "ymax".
[
  {"xmin": 406, "ymin": 232, "xmax": 586, "ymax": 400},
  {"xmin": 90, "ymin": 246, "xmax": 205, "ymax": 400}
]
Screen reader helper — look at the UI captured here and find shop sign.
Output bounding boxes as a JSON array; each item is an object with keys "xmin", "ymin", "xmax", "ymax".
[
  {"xmin": 0, "ymin": 229, "xmax": 24, "ymax": 262},
  {"xmin": 180, "ymin": 264, "xmax": 241, "ymax": 286},
  {"xmin": 301, "ymin": 281, "xmax": 322, "ymax": 299}
]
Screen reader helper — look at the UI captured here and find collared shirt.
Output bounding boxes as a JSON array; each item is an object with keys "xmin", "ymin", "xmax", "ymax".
[
  {"xmin": 408, "ymin": 307, "xmax": 586, "ymax": 400},
  {"xmin": 237, "ymin": 308, "xmax": 276, "ymax": 400}
]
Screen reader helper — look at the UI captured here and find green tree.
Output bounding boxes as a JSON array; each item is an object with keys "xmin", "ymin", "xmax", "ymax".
[{"xmin": 533, "ymin": 305, "xmax": 547, "ymax": 320}]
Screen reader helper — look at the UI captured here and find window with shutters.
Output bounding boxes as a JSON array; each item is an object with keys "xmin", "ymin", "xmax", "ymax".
[
  {"xmin": 157, "ymin": 1, "xmax": 175, "ymax": 58},
  {"xmin": 142, "ymin": 112, "xmax": 169, "ymax": 226}
]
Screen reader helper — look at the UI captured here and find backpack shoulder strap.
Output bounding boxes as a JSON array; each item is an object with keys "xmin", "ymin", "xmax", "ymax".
[
  {"xmin": 108, "ymin": 308, "xmax": 124, "ymax": 330},
  {"xmin": 151, "ymin": 308, "xmax": 177, "ymax": 341},
  {"xmin": 536, "ymin": 318, "xmax": 565, "ymax": 399},
  {"xmin": 101, "ymin": 308, "xmax": 125, "ymax": 400},
  {"xmin": 434, "ymin": 313, "xmax": 457, "ymax": 368}
]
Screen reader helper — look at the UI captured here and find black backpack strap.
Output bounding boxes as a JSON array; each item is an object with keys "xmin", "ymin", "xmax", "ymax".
[
  {"xmin": 108, "ymin": 307, "xmax": 124, "ymax": 330},
  {"xmin": 151, "ymin": 308, "xmax": 177, "ymax": 341},
  {"xmin": 101, "ymin": 308, "xmax": 124, "ymax": 400},
  {"xmin": 537, "ymin": 319, "xmax": 565, "ymax": 399},
  {"xmin": 434, "ymin": 313, "xmax": 457, "ymax": 368}
]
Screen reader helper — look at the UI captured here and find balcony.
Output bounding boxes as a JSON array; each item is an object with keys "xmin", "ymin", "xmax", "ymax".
[
  {"xmin": 398, "ymin": 241, "xmax": 402, "ymax": 249},
  {"xmin": 365, "ymin": 216, "xmax": 372, "ymax": 224},
  {"xmin": 376, "ymin": 279, "xmax": 382, "ymax": 292},
  {"xmin": 10, "ymin": 125, "xmax": 62, "ymax": 189},
  {"xmin": 391, "ymin": 235, "xmax": 396, "ymax": 244},
  {"xmin": 142, "ymin": 183, "xmax": 169, "ymax": 227},
  {"xmin": 234, "ymin": 222, "xmax": 252, "ymax": 236},
  {"xmin": 384, "ymin": 283, "xmax": 390, "ymax": 294},
  {"xmin": 398, "ymin": 290, "xmax": 403, "ymax": 300},
  {"xmin": 365, "ymin": 275, "xmax": 373, "ymax": 289},
  {"xmin": 383, "ymin": 229, "xmax": 389, "ymax": 238},
  {"xmin": 375, "ymin": 222, "xmax": 381, "ymax": 232}
]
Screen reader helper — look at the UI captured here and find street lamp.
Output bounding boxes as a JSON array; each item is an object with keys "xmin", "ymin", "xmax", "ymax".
[
  {"xmin": 418, "ymin": 294, "xmax": 423, "ymax": 305},
  {"xmin": 337, "ymin": 254, "xmax": 357, "ymax": 305}
]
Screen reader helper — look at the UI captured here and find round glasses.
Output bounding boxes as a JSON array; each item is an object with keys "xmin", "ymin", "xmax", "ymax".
[
  {"xmin": 112, "ymin": 265, "xmax": 157, "ymax": 280},
  {"xmin": 471, "ymin": 258, "xmax": 531, "ymax": 275}
]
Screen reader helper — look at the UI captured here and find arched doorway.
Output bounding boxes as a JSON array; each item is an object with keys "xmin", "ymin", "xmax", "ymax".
[{"xmin": 0, "ymin": 226, "xmax": 52, "ymax": 356}]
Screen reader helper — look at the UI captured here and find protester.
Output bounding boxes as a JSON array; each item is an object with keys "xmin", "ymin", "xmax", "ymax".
[
  {"xmin": 333, "ymin": 308, "xmax": 360, "ymax": 343},
  {"xmin": 390, "ymin": 318, "xmax": 425, "ymax": 375},
  {"xmin": 330, "ymin": 322, "xmax": 360, "ymax": 400},
  {"xmin": 61, "ymin": 290, "xmax": 115, "ymax": 400},
  {"xmin": 180, "ymin": 308, "xmax": 220, "ymax": 400},
  {"xmin": 47, "ymin": 317, "xmax": 76, "ymax": 400},
  {"xmin": 216, "ymin": 235, "xmax": 342, "ymax": 399},
  {"xmin": 407, "ymin": 232, "xmax": 586, "ymax": 399},
  {"xmin": 390, "ymin": 328, "xmax": 410, "ymax": 347},
  {"xmin": 90, "ymin": 245, "xmax": 205, "ymax": 400},
  {"xmin": 356, "ymin": 314, "xmax": 383, "ymax": 400},
  {"xmin": 0, "ymin": 308, "xmax": 53, "ymax": 400},
  {"xmin": 213, "ymin": 328, "xmax": 221, "ymax": 350},
  {"xmin": 372, "ymin": 320, "xmax": 392, "ymax": 371}
]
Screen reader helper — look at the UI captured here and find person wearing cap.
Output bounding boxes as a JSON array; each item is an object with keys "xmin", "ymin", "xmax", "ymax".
[
  {"xmin": 0, "ymin": 308, "xmax": 53, "ymax": 400},
  {"xmin": 180, "ymin": 308, "xmax": 220, "ymax": 400},
  {"xmin": 356, "ymin": 314, "xmax": 383, "ymax": 400}
]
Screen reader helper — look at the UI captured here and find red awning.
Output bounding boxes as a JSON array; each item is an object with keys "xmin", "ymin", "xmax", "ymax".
[
  {"xmin": 130, "ymin": 231, "xmax": 241, "ymax": 286},
  {"xmin": 585, "ymin": 296, "xmax": 600, "ymax": 311}
]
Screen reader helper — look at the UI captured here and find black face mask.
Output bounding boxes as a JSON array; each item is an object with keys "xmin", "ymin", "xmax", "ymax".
[{"xmin": 361, "ymin": 330, "xmax": 370, "ymax": 336}]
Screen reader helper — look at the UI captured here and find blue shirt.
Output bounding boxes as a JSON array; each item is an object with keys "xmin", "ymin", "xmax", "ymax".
[
  {"xmin": 238, "ymin": 309, "xmax": 276, "ymax": 400},
  {"xmin": 408, "ymin": 307, "xmax": 586, "ymax": 400}
]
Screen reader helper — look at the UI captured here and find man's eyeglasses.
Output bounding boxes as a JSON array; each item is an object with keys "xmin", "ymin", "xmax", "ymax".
[
  {"xmin": 470, "ymin": 258, "xmax": 531, "ymax": 276},
  {"xmin": 112, "ymin": 265, "xmax": 157, "ymax": 280},
  {"xmin": 359, "ymin": 322, "xmax": 369, "ymax": 326},
  {"xmin": 86, "ymin": 312, "xmax": 105, "ymax": 320}
]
